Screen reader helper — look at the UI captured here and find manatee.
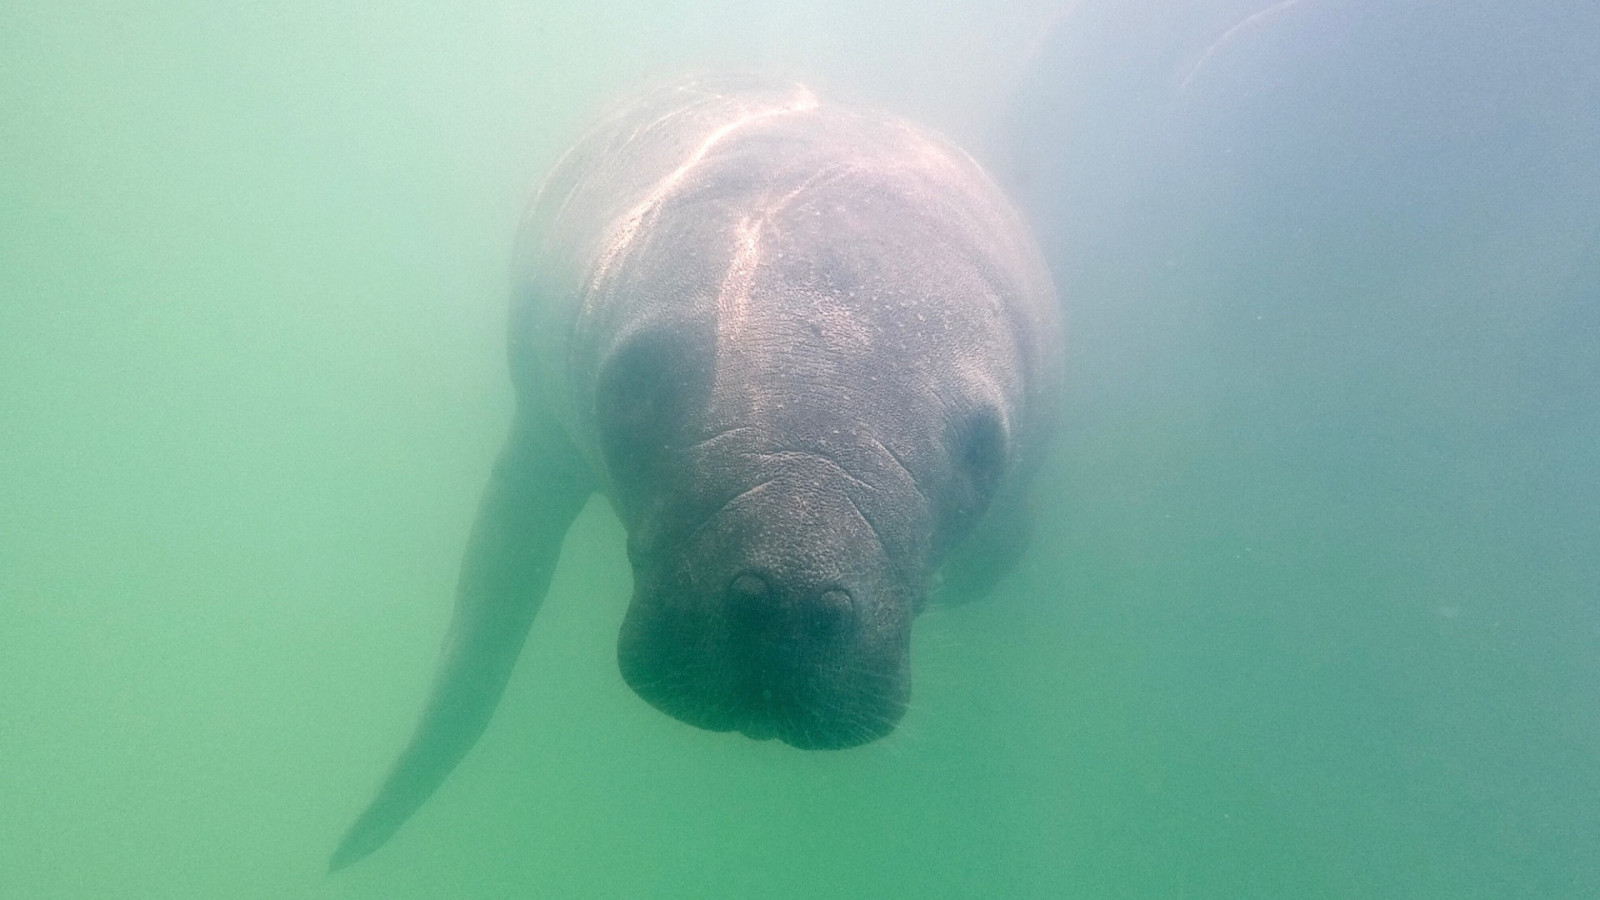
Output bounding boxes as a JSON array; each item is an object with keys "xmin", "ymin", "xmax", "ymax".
[{"xmin": 330, "ymin": 74, "xmax": 1063, "ymax": 870}]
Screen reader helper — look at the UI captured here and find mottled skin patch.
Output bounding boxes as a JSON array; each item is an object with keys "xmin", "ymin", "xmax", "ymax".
[{"xmin": 330, "ymin": 74, "xmax": 1063, "ymax": 870}]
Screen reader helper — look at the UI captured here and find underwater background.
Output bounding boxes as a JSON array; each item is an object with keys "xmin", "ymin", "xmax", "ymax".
[{"xmin": 3, "ymin": 1, "xmax": 1595, "ymax": 897}]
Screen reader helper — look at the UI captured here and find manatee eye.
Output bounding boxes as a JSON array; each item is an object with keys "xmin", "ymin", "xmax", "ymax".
[
  {"xmin": 596, "ymin": 327, "xmax": 704, "ymax": 472},
  {"xmin": 955, "ymin": 407, "xmax": 1008, "ymax": 497}
]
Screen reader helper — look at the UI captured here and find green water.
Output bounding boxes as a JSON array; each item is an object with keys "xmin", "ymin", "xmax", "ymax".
[{"xmin": 3, "ymin": 2, "xmax": 1596, "ymax": 898}]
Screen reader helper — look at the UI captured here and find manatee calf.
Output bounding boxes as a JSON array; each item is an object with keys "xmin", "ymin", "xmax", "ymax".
[{"xmin": 331, "ymin": 75, "xmax": 1063, "ymax": 869}]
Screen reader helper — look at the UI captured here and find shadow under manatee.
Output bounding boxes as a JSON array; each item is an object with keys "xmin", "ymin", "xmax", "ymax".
[{"xmin": 998, "ymin": 1, "xmax": 1600, "ymax": 896}]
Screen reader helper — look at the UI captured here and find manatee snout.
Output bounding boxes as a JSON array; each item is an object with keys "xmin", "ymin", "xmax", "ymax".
[{"xmin": 617, "ymin": 469, "xmax": 914, "ymax": 749}]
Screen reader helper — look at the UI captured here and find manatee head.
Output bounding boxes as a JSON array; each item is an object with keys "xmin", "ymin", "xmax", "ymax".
[{"xmin": 595, "ymin": 294, "xmax": 1016, "ymax": 749}]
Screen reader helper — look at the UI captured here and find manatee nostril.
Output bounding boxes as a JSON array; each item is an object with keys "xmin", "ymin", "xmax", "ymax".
[
  {"xmin": 810, "ymin": 588, "xmax": 856, "ymax": 639},
  {"xmin": 727, "ymin": 574, "xmax": 856, "ymax": 643}
]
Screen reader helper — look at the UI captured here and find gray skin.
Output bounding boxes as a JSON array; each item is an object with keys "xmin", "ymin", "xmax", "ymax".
[{"xmin": 330, "ymin": 75, "xmax": 1063, "ymax": 871}]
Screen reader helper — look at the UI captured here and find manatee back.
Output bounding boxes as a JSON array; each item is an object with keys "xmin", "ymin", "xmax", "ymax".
[{"xmin": 512, "ymin": 75, "xmax": 1062, "ymax": 468}]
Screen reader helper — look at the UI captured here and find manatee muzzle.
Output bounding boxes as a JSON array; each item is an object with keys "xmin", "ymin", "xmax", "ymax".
[{"xmin": 616, "ymin": 467, "xmax": 913, "ymax": 749}]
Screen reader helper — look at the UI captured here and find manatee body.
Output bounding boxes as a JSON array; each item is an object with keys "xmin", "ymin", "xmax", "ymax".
[{"xmin": 331, "ymin": 75, "xmax": 1063, "ymax": 870}]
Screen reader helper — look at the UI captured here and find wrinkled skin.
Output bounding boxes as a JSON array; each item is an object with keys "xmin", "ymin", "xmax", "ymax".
[{"xmin": 330, "ymin": 75, "xmax": 1062, "ymax": 870}]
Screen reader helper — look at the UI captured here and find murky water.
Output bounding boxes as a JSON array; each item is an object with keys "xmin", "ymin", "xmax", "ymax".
[{"xmin": 3, "ymin": 2, "xmax": 1595, "ymax": 897}]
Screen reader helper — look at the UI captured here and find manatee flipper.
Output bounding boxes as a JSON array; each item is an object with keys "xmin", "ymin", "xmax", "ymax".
[{"xmin": 329, "ymin": 411, "xmax": 593, "ymax": 871}]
